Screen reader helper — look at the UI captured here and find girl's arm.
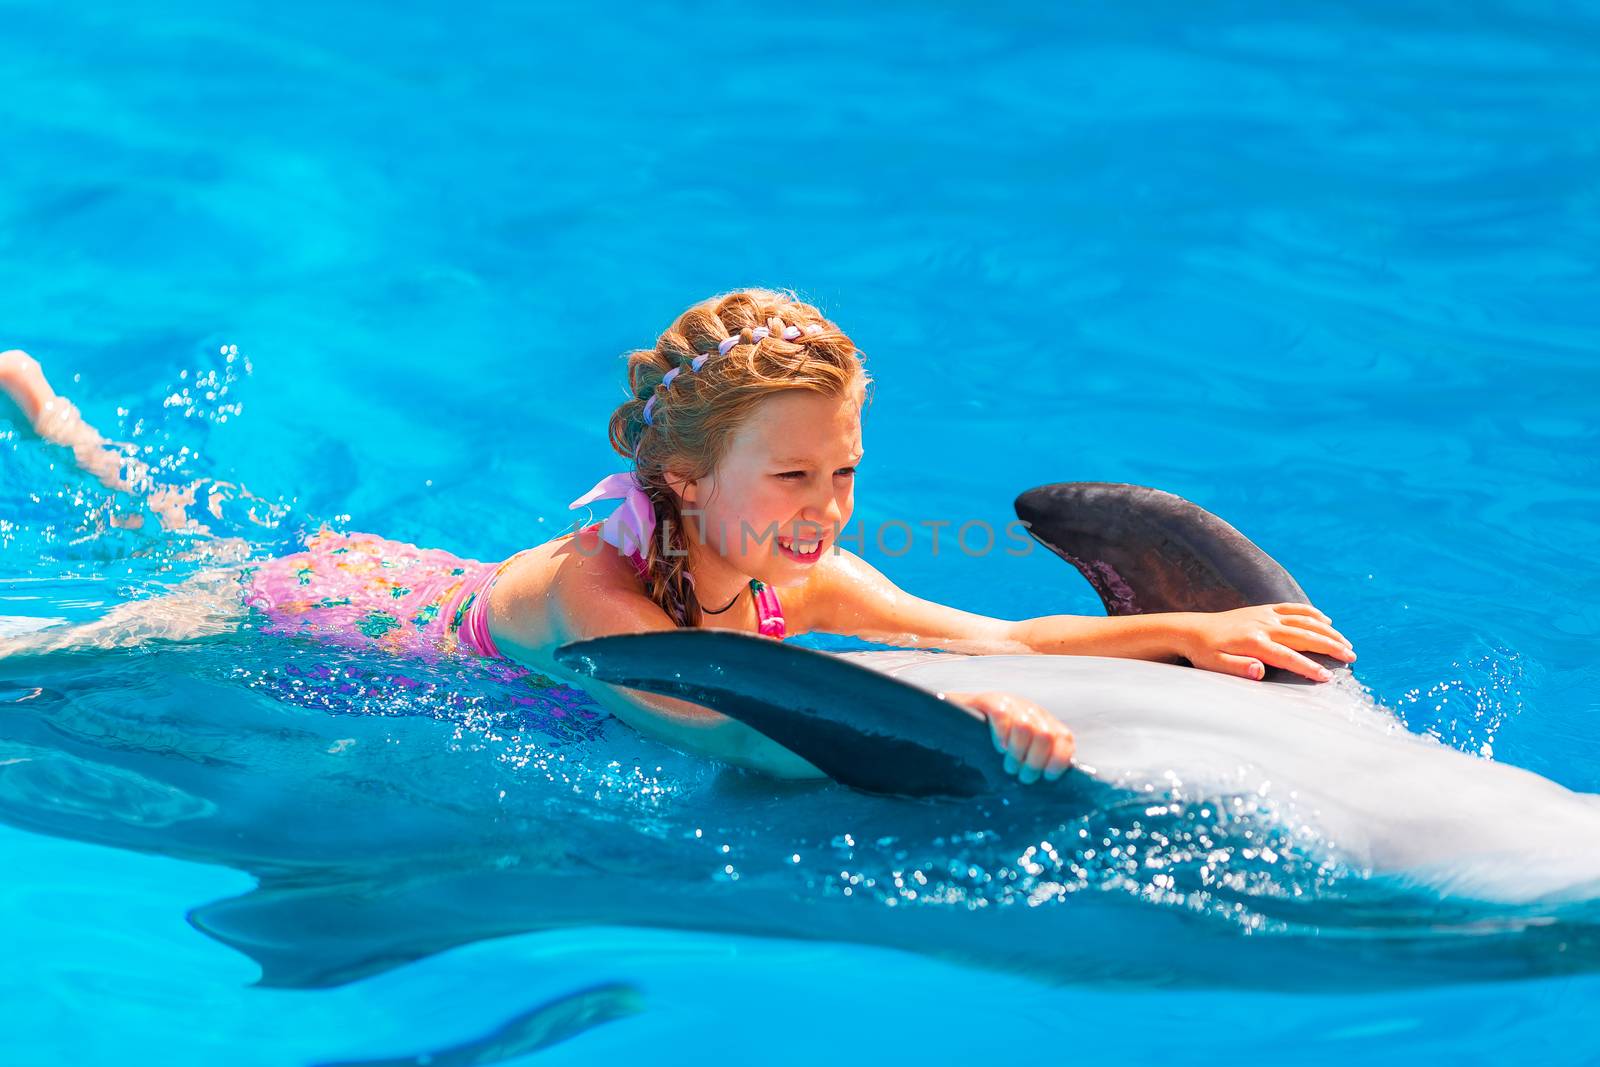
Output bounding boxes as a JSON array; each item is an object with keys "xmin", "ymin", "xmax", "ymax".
[
  {"xmin": 808, "ymin": 547, "xmax": 1355, "ymax": 683},
  {"xmin": 489, "ymin": 537, "xmax": 1082, "ymax": 786},
  {"xmin": 491, "ymin": 544, "xmax": 826, "ymax": 780},
  {"xmin": 1, "ymin": 349, "xmax": 278, "ymax": 534}
]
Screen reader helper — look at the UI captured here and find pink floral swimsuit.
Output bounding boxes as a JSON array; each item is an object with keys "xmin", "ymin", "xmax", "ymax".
[
  {"xmin": 240, "ymin": 522, "xmax": 786, "ymax": 661},
  {"xmin": 241, "ymin": 527, "xmax": 530, "ymax": 662}
]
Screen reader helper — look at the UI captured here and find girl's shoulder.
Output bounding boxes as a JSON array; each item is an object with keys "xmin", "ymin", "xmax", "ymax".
[
  {"xmin": 485, "ymin": 526, "xmax": 660, "ymax": 661},
  {"xmin": 500, "ymin": 525, "xmax": 646, "ymax": 603}
]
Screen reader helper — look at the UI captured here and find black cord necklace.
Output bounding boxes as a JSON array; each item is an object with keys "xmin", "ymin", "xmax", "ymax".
[{"xmin": 698, "ymin": 578, "xmax": 755, "ymax": 616}]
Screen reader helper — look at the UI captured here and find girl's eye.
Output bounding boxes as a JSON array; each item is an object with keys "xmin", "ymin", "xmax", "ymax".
[{"xmin": 776, "ymin": 466, "xmax": 856, "ymax": 481}]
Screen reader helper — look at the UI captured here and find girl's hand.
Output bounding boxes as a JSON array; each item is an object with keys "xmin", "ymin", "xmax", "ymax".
[
  {"xmin": 946, "ymin": 690, "xmax": 1075, "ymax": 785},
  {"xmin": 1176, "ymin": 603, "xmax": 1355, "ymax": 683}
]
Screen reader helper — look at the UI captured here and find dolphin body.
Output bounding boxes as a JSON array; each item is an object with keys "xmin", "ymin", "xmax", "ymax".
[
  {"xmin": 557, "ymin": 483, "xmax": 1600, "ymax": 907},
  {"xmin": 559, "ymin": 632, "xmax": 1600, "ymax": 907},
  {"xmin": 2, "ymin": 483, "xmax": 1598, "ymax": 996}
]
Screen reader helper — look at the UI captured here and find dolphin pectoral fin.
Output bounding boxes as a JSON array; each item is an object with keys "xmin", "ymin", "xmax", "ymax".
[
  {"xmin": 1014, "ymin": 482, "xmax": 1343, "ymax": 682},
  {"xmin": 554, "ymin": 630, "xmax": 1009, "ymax": 798},
  {"xmin": 312, "ymin": 982, "xmax": 643, "ymax": 1067},
  {"xmin": 190, "ymin": 876, "xmax": 449, "ymax": 989},
  {"xmin": 191, "ymin": 865, "xmax": 611, "ymax": 990}
]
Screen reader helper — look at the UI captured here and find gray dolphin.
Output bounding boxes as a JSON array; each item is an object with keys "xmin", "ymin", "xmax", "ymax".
[
  {"xmin": 557, "ymin": 483, "xmax": 1600, "ymax": 905},
  {"xmin": 8, "ymin": 635, "xmax": 1597, "ymax": 993},
  {"xmin": 2, "ymin": 483, "xmax": 1598, "ymax": 997}
]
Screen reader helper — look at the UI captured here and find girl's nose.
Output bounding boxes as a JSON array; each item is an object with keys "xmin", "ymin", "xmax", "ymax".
[{"xmin": 801, "ymin": 493, "xmax": 845, "ymax": 529}]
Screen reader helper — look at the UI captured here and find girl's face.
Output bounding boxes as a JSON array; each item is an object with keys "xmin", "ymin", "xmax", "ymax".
[{"xmin": 680, "ymin": 386, "xmax": 864, "ymax": 587}]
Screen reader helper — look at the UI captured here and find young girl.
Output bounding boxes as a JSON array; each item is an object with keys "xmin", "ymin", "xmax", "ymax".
[{"xmin": 1, "ymin": 289, "xmax": 1355, "ymax": 786}]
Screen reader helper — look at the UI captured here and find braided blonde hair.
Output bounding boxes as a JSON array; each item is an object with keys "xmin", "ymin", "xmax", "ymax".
[{"xmin": 605, "ymin": 288, "xmax": 870, "ymax": 627}]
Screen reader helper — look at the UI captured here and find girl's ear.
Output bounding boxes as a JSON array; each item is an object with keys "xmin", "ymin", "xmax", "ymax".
[{"xmin": 663, "ymin": 469, "xmax": 698, "ymax": 505}]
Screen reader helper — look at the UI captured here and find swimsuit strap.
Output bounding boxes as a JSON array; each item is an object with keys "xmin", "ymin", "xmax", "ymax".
[
  {"xmin": 750, "ymin": 578, "xmax": 786, "ymax": 640},
  {"xmin": 458, "ymin": 548, "xmax": 535, "ymax": 659}
]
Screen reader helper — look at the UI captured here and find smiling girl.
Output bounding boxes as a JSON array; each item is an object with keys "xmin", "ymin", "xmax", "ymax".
[{"xmin": 1, "ymin": 289, "xmax": 1354, "ymax": 785}]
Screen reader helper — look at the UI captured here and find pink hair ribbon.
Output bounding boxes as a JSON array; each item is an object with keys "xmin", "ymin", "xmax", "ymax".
[{"xmin": 569, "ymin": 471, "xmax": 656, "ymax": 558}]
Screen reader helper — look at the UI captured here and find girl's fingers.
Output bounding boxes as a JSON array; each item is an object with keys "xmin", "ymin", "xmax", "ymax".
[
  {"xmin": 1018, "ymin": 731, "xmax": 1054, "ymax": 784},
  {"xmin": 989, "ymin": 715, "xmax": 1008, "ymax": 754},
  {"xmin": 1042, "ymin": 732, "xmax": 1076, "ymax": 781},
  {"xmin": 1007, "ymin": 721, "xmax": 1036, "ymax": 771},
  {"xmin": 1281, "ymin": 622, "xmax": 1356, "ymax": 658},
  {"xmin": 1272, "ymin": 603, "xmax": 1331, "ymax": 623},
  {"xmin": 980, "ymin": 696, "xmax": 1012, "ymax": 754},
  {"xmin": 1212, "ymin": 652, "xmax": 1266, "ymax": 680},
  {"xmin": 1275, "ymin": 627, "xmax": 1356, "ymax": 661},
  {"xmin": 977, "ymin": 693, "xmax": 1075, "ymax": 784},
  {"xmin": 1278, "ymin": 615, "xmax": 1349, "ymax": 644},
  {"xmin": 1260, "ymin": 643, "xmax": 1334, "ymax": 682}
]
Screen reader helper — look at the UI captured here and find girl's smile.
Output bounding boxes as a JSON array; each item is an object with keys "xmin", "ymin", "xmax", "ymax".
[{"xmin": 775, "ymin": 534, "xmax": 826, "ymax": 564}]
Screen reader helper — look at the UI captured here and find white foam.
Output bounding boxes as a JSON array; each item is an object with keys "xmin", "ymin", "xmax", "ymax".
[{"xmin": 0, "ymin": 615, "xmax": 67, "ymax": 638}]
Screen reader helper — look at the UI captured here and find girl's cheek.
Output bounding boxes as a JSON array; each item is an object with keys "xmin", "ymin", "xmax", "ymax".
[{"xmin": 691, "ymin": 503, "xmax": 733, "ymax": 550}]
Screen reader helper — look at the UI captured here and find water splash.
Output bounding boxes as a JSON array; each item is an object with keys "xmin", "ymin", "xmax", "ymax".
[
  {"xmin": 1, "ymin": 339, "xmax": 296, "ymax": 570},
  {"xmin": 756, "ymin": 789, "xmax": 1357, "ymax": 937},
  {"xmin": 1387, "ymin": 645, "xmax": 1528, "ymax": 760}
]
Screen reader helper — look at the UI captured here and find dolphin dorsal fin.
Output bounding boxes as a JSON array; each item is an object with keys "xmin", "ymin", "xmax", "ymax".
[
  {"xmin": 1013, "ymin": 482, "xmax": 1344, "ymax": 684},
  {"xmin": 1013, "ymin": 482, "xmax": 1309, "ymax": 615}
]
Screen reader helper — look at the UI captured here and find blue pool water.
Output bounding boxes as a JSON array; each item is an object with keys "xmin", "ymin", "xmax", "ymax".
[{"xmin": 3, "ymin": 1, "xmax": 1599, "ymax": 1062}]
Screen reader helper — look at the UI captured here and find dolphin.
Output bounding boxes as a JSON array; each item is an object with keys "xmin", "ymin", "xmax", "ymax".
[
  {"xmin": 556, "ymin": 632, "xmax": 1600, "ymax": 906},
  {"xmin": 3, "ymin": 636, "xmax": 1598, "ymax": 997},
  {"xmin": 556, "ymin": 483, "xmax": 1600, "ymax": 906},
  {"xmin": 1, "ymin": 483, "xmax": 1597, "ymax": 998}
]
